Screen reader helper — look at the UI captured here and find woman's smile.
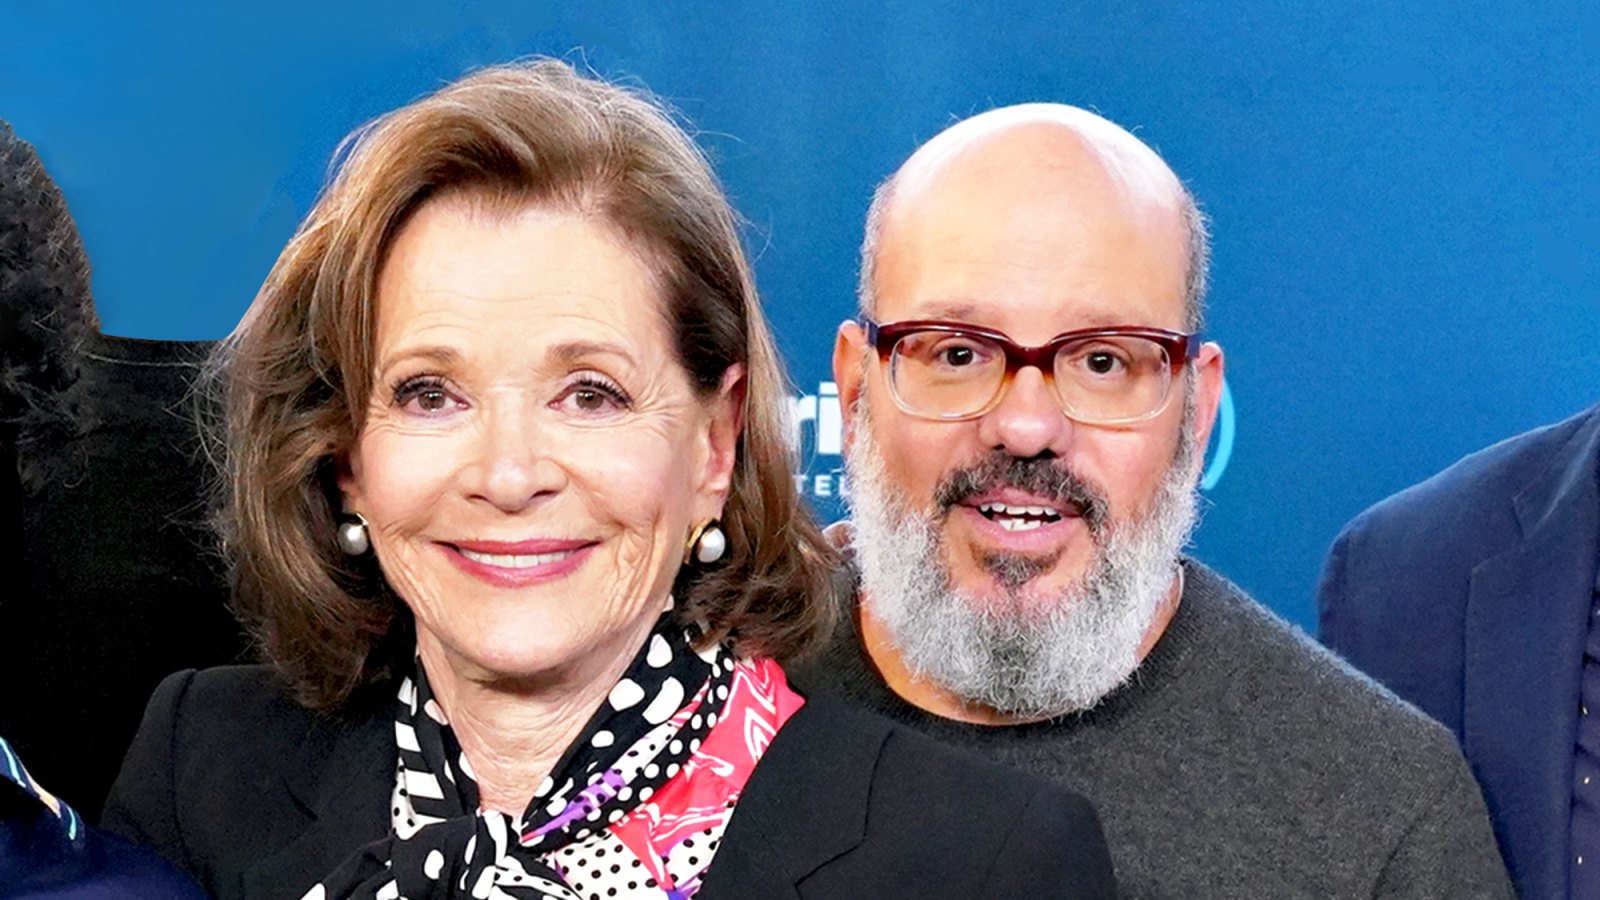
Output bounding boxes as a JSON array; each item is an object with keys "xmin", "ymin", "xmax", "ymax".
[{"xmin": 439, "ymin": 538, "xmax": 596, "ymax": 587}]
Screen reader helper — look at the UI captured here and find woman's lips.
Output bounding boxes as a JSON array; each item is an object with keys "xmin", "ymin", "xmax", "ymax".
[{"xmin": 439, "ymin": 538, "xmax": 596, "ymax": 586}]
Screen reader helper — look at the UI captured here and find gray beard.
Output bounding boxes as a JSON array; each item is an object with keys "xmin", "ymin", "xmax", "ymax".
[{"xmin": 845, "ymin": 400, "xmax": 1200, "ymax": 719}]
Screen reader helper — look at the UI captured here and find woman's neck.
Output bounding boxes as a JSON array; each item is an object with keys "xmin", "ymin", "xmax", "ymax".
[{"xmin": 417, "ymin": 616, "xmax": 657, "ymax": 816}]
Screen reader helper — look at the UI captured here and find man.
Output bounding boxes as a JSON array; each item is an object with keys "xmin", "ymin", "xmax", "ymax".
[
  {"xmin": 1320, "ymin": 403, "xmax": 1600, "ymax": 900},
  {"xmin": 791, "ymin": 103, "xmax": 1513, "ymax": 897}
]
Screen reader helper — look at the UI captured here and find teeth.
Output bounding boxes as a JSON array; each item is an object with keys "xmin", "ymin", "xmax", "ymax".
[
  {"xmin": 978, "ymin": 502, "xmax": 1063, "ymax": 520},
  {"xmin": 458, "ymin": 548, "xmax": 573, "ymax": 568},
  {"xmin": 998, "ymin": 518, "xmax": 1045, "ymax": 532}
]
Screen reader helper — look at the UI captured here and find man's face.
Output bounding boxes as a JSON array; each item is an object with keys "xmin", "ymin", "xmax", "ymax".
[{"xmin": 837, "ymin": 154, "xmax": 1221, "ymax": 615}]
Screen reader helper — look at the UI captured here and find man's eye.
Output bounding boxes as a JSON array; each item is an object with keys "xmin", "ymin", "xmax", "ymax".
[
  {"xmin": 927, "ymin": 340, "xmax": 990, "ymax": 368},
  {"xmin": 941, "ymin": 346, "xmax": 977, "ymax": 367},
  {"xmin": 1085, "ymin": 352, "xmax": 1122, "ymax": 375}
]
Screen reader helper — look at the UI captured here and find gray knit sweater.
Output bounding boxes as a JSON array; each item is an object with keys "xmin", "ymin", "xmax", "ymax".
[{"xmin": 791, "ymin": 559, "xmax": 1514, "ymax": 899}]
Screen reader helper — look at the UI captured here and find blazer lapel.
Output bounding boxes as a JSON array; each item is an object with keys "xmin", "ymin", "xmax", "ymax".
[
  {"xmin": 226, "ymin": 694, "xmax": 883, "ymax": 899},
  {"xmin": 1464, "ymin": 409, "xmax": 1600, "ymax": 900},
  {"xmin": 239, "ymin": 708, "xmax": 393, "ymax": 900},
  {"xmin": 698, "ymin": 697, "xmax": 885, "ymax": 899}
]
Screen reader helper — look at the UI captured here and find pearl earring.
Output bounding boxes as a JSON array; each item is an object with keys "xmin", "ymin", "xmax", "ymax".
[
  {"xmin": 336, "ymin": 514, "xmax": 371, "ymax": 556},
  {"xmin": 686, "ymin": 520, "xmax": 727, "ymax": 565}
]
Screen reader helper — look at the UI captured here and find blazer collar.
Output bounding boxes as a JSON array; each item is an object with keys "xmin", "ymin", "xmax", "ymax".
[
  {"xmin": 239, "ymin": 706, "xmax": 393, "ymax": 900},
  {"xmin": 698, "ymin": 696, "xmax": 885, "ymax": 899},
  {"xmin": 1465, "ymin": 404, "xmax": 1600, "ymax": 900}
]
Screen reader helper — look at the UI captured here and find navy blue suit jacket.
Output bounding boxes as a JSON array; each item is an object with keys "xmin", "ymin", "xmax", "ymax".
[
  {"xmin": 1, "ymin": 737, "xmax": 205, "ymax": 900},
  {"xmin": 1319, "ymin": 402, "xmax": 1600, "ymax": 900}
]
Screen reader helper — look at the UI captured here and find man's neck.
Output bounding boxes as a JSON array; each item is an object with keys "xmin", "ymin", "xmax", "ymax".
[{"xmin": 856, "ymin": 570, "xmax": 1184, "ymax": 726}]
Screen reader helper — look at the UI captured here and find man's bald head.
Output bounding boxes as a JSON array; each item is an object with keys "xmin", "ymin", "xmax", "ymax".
[{"xmin": 859, "ymin": 104, "xmax": 1208, "ymax": 329}]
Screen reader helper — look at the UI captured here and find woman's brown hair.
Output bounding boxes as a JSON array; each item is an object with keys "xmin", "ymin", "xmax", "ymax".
[{"xmin": 210, "ymin": 58, "xmax": 836, "ymax": 710}]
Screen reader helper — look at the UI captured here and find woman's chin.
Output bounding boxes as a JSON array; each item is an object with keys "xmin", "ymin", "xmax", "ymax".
[{"xmin": 421, "ymin": 622, "xmax": 628, "ymax": 690}]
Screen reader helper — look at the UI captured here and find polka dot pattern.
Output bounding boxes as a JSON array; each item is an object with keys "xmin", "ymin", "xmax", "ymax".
[{"xmin": 302, "ymin": 617, "xmax": 739, "ymax": 900}]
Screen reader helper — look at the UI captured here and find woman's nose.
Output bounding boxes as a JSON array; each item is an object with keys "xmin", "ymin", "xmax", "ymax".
[{"xmin": 466, "ymin": 397, "xmax": 564, "ymax": 512}]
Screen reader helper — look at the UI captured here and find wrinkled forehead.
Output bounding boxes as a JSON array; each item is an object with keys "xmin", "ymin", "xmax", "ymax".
[{"xmin": 876, "ymin": 119, "xmax": 1191, "ymax": 335}]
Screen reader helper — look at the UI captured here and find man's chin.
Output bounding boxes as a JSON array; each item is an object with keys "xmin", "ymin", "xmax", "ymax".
[
  {"xmin": 941, "ymin": 522, "xmax": 1089, "ymax": 599},
  {"xmin": 943, "ymin": 559, "xmax": 1092, "ymax": 617}
]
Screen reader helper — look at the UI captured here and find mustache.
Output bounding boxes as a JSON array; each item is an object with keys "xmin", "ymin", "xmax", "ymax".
[{"xmin": 932, "ymin": 452, "xmax": 1110, "ymax": 535}]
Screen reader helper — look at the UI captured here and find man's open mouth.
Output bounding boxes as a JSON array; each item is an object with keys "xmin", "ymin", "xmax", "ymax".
[{"xmin": 975, "ymin": 502, "xmax": 1067, "ymax": 532}]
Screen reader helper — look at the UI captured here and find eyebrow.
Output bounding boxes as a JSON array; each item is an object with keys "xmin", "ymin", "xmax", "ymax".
[
  {"xmin": 376, "ymin": 345, "xmax": 461, "ymax": 375},
  {"xmin": 908, "ymin": 299, "xmax": 1137, "ymax": 330},
  {"xmin": 910, "ymin": 300, "xmax": 982, "ymax": 321},
  {"xmin": 374, "ymin": 339, "xmax": 637, "ymax": 379},
  {"xmin": 548, "ymin": 340, "xmax": 635, "ymax": 366}
]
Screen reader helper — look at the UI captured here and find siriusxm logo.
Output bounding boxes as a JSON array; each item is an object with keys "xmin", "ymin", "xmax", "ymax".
[
  {"xmin": 790, "ymin": 382, "xmax": 848, "ymax": 500},
  {"xmin": 788, "ymin": 378, "xmax": 1235, "ymax": 500}
]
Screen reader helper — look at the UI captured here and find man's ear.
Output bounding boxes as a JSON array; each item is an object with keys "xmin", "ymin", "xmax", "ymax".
[
  {"xmin": 1189, "ymin": 342, "xmax": 1225, "ymax": 475},
  {"xmin": 833, "ymin": 319, "xmax": 868, "ymax": 455},
  {"xmin": 699, "ymin": 363, "xmax": 746, "ymax": 503}
]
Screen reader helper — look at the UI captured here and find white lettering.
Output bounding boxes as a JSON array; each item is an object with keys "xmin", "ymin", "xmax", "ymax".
[
  {"xmin": 816, "ymin": 382, "xmax": 842, "ymax": 455},
  {"xmin": 788, "ymin": 393, "xmax": 817, "ymax": 452},
  {"xmin": 789, "ymin": 382, "xmax": 845, "ymax": 459}
]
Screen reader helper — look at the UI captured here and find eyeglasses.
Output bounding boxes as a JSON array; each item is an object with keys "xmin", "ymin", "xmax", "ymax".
[{"xmin": 862, "ymin": 318, "xmax": 1201, "ymax": 425}]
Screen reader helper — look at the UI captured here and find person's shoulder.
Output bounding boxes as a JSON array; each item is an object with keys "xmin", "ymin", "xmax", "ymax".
[
  {"xmin": 1342, "ymin": 402, "xmax": 1600, "ymax": 546},
  {"xmin": 147, "ymin": 664, "xmax": 312, "ymax": 740},
  {"xmin": 122, "ymin": 664, "xmax": 346, "ymax": 797},
  {"xmin": 1190, "ymin": 565, "xmax": 1464, "ymax": 764}
]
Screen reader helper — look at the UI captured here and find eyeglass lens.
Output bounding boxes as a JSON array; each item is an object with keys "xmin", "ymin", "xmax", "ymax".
[{"xmin": 888, "ymin": 331, "xmax": 1174, "ymax": 422}]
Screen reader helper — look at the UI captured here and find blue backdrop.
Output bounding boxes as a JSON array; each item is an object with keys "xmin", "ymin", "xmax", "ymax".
[{"xmin": 3, "ymin": 2, "xmax": 1596, "ymax": 630}]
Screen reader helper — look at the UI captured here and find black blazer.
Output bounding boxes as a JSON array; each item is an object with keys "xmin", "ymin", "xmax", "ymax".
[{"xmin": 103, "ymin": 666, "xmax": 1116, "ymax": 899}]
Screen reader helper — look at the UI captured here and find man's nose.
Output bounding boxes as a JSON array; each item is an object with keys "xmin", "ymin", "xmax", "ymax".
[{"xmin": 975, "ymin": 366, "xmax": 1073, "ymax": 458}]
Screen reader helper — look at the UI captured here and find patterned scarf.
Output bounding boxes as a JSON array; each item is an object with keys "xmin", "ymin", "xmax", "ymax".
[{"xmin": 305, "ymin": 616, "xmax": 804, "ymax": 900}]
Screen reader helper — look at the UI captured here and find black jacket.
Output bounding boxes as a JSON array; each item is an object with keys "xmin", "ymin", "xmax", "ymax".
[{"xmin": 103, "ymin": 666, "xmax": 1117, "ymax": 899}]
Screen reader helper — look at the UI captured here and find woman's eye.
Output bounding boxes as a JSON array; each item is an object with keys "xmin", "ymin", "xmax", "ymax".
[
  {"xmin": 571, "ymin": 388, "xmax": 610, "ymax": 412},
  {"xmin": 558, "ymin": 377, "xmax": 630, "ymax": 416},
  {"xmin": 416, "ymin": 389, "xmax": 450, "ymax": 411},
  {"xmin": 393, "ymin": 378, "xmax": 463, "ymax": 416}
]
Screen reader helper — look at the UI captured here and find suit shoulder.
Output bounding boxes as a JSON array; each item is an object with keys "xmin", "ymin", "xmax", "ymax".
[
  {"xmin": 1343, "ymin": 403, "xmax": 1600, "ymax": 541},
  {"xmin": 160, "ymin": 664, "xmax": 314, "ymax": 743}
]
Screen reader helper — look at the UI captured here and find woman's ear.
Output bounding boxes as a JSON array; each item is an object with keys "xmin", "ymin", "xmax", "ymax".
[
  {"xmin": 334, "ymin": 448, "xmax": 363, "ymax": 514},
  {"xmin": 698, "ymin": 363, "xmax": 746, "ymax": 507}
]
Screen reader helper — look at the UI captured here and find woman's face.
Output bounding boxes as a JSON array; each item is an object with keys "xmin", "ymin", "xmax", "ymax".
[{"xmin": 340, "ymin": 195, "xmax": 741, "ymax": 688}]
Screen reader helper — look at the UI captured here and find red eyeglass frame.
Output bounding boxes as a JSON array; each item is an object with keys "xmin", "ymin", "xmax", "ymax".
[{"xmin": 860, "ymin": 317, "xmax": 1204, "ymax": 423}]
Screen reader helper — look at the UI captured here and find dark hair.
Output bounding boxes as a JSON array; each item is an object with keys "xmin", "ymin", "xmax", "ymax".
[
  {"xmin": 0, "ymin": 120, "xmax": 99, "ymax": 489},
  {"xmin": 211, "ymin": 59, "xmax": 836, "ymax": 710}
]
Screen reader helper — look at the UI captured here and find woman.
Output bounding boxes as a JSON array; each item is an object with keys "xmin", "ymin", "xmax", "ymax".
[{"xmin": 103, "ymin": 60, "xmax": 1116, "ymax": 899}]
